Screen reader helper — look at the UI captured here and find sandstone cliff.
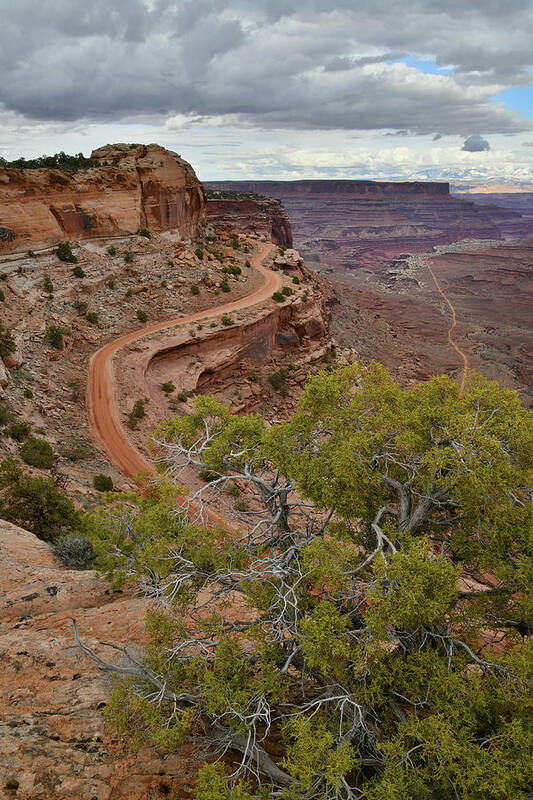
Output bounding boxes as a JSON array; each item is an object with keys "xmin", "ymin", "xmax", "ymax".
[
  {"xmin": 206, "ymin": 192, "xmax": 293, "ymax": 247},
  {"xmin": 0, "ymin": 144, "xmax": 205, "ymax": 255}
]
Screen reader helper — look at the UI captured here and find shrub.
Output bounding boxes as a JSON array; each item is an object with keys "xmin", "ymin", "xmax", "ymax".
[
  {"xmin": 87, "ymin": 311, "xmax": 100, "ymax": 326},
  {"xmin": 194, "ymin": 248, "xmax": 204, "ymax": 260},
  {"xmin": 221, "ymin": 315, "xmax": 234, "ymax": 326},
  {"xmin": 107, "ymin": 279, "xmax": 115, "ymax": 289},
  {"xmin": 282, "ymin": 286, "xmax": 294, "ymax": 296},
  {"xmin": 161, "ymin": 381, "xmax": 175, "ymax": 395},
  {"xmin": 177, "ymin": 391, "xmax": 187, "ymax": 402},
  {"xmin": 61, "ymin": 440, "xmax": 92, "ymax": 461},
  {"xmin": 138, "ymin": 228, "xmax": 151, "ymax": 239},
  {"xmin": 8, "ymin": 421, "xmax": 31, "ymax": 441},
  {"xmin": 0, "ymin": 399, "xmax": 13, "ymax": 428},
  {"xmin": 107, "ymin": 245, "xmax": 117, "ymax": 256},
  {"xmin": 73, "ymin": 299, "xmax": 88, "ymax": 313},
  {"xmin": 93, "ymin": 473, "xmax": 114, "ymax": 492},
  {"xmin": 72, "ymin": 265, "xmax": 85, "ymax": 278},
  {"xmin": 0, "ymin": 324, "xmax": 16, "ymax": 358},
  {"xmin": 55, "ymin": 242, "xmax": 77, "ymax": 263},
  {"xmin": 43, "ymin": 274, "xmax": 54, "ymax": 294},
  {"xmin": 222, "ymin": 264, "xmax": 242, "ymax": 276},
  {"xmin": 127, "ymin": 399, "xmax": 146, "ymax": 429},
  {"xmin": 45, "ymin": 325, "xmax": 66, "ymax": 350},
  {"xmin": 125, "ymin": 288, "xmax": 133, "ymax": 297},
  {"xmin": 220, "ymin": 279, "xmax": 230, "ymax": 293},
  {"xmin": 161, "ymin": 279, "xmax": 167, "ymax": 288},
  {"xmin": 231, "ymin": 236, "xmax": 240, "ymax": 250},
  {"xmin": 27, "ymin": 250, "xmax": 36, "ymax": 258},
  {"xmin": 272, "ymin": 291, "xmax": 284, "ymax": 302},
  {"xmin": 292, "ymin": 276, "xmax": 300, "ymax": 285},
  {"xmin": 20, "ymin": 436, "xmax": 55, "ymax": 468},
  {"xmin": 53, "ymin": 534, "xmax": 94, "ymax": 569},
  {"xmin": 23, "ymin": 388, "xmax": 33, "ymax": 399},
  {"xmin": 245, "ymin": 259, "xmax": 251, "ymax": 268},
  {"xmin": 269, "ymin": 368, "xmax": 288, "ymax": 390},
  {"xmin": 124, "ymin": 251, "xmax": 134, "ymax": 264},
  {"xmin": 0, "ymin": 289, "xmax": 4, "ymax": 302},
  {"xmin": 190, "ymin": 284, "xmax": 200, "ymax": 295},
  {"xmin": 136, "ymin": 309, "xmax": 148, "ymax": 323}
]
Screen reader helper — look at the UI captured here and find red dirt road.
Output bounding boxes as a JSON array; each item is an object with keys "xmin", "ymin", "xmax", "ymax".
[
  {"xmin": 423, "ymin": 257, "xmax": 470, "ymax": 396},
  {"xmin": 87, "ymin": 243, "xmax": 280, "ymax": 482}
]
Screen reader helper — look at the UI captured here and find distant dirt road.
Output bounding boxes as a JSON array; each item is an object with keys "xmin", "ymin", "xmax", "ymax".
[
  {"xmin": 423, "ymin": 257, "xmax": 470, "ymax": 395},
  {"xmin": 87, "ymin": 242, "xmax": 280, "ymax": 483}
]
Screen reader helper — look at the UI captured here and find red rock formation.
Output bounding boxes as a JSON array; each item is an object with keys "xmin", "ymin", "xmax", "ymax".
[
  {"xmin": 206, "ymin": 193, "xmax": 293, "ymax": 247},
  {"xmin": 0, "ymin": 144, "xmax": 205, "ymax": 254}
]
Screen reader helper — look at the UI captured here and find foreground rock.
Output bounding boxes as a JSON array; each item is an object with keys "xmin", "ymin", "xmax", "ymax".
[
  {"xmin": 0, "ymin": 144, "xmax": 205, "ymax": 255},
  {"xmin": 0, "ymin": 520, "xmax": 196, "ymax": 799}
]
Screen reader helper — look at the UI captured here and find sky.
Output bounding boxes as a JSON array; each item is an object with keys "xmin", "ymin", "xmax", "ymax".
[{"xmin": 1, "ymin": 0, "xmax": 533, "ymax": 184}]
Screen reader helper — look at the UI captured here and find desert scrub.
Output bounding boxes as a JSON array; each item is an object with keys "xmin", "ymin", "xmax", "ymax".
[
  {"xmin": 177, "ymin": 391, "xmax": 187, "ymax": 402},
  {"xmin": 268, "ymin": 368, "xmax": 289, "ymax": 391},
  {"xmin": 136, "ymin": 309, "xmax": 148, "ymax": 322},
  {"xmin": 161, "ymin": 382, "xmax": 175, "ymax": 395},
  {"xmin": 220, "ymin": 279, "xmax": 230, "ymax": 293},
  {"xmin": 73, "ymin": 299, "xmax": 88, "ymax": 314},
  {"xmin": 107, "ymin": 279, "xmax": 115, "ymax": 289},
  {"xmin": 221, "ymin": 315, "xmax": 234, "ymax": 326},
  {"xmin": 61, "ymin": 440, "xmax": 92, "ymax": 461},
  {"xmin": 43, "ymin": 274, "xmax": 54, "ymax": 294},
  {"xmin": 7, "ymin": 421, "xmax": 31, "ymax": 441},
  {"xmin": 222, "ymin": 264, "xmax": 242, "ymax": 276},
  {"xmin": 194, "ymin": 247, "xmax": 204, "ymax": 260},
  {"xmin": 292, "ymin": 276, "xmax": 300, "ymax": 285},
  {"xmin": 107, "ymin": 245, "xmax": 117, "ymax": 256},
  {"xmin": 45, "ymin": 324, "xmax": 67, "ymax": 350},
  {"xmin": 93, "ymin": 473, "xmax": 114, "ymax": 492},
  {"xmin": 138, "ymin": 228, "xmax": 151, "ymax": 238},
  {"xmin": 23, "ymin": 388, "xmax": 34, "ymax": 399},
  {"xmin": 190, "ymin": 284, "xmax": 200, "ymax": 295},
  {"xmin": 272, "ymin": 291, "xmax": 284, "ymax": 302},
  {"xmin": 53, "ymin": 534, "xmax": 94, "ymax": 569},
  {"xmin": 124, "ymin": 251, "xmax": 134, "ymax": 264},
  {"xmin": 0, "ymin": 323, "xmax": 16, "ymax": 358},
  {"xmin": 128, "ymin": 399, "xmax": 146, "ymax": 429},
  {"xmin": 282, "ymin": 286, "xmax": 294, "ymax": 296},
  {"xmin": 72, "ymin": 265, "xmax": 85, "ymax": 278},
  {"xmin": 55, "ymin": 241, "xmax": 77, "ymax": 263},
  {"xmin": 20, "ymin": 436, "xmax": 55, "ymax": 469},
  {"xmin": 86, "ymin": 311, "xmax": 98, "ymax": 324}
]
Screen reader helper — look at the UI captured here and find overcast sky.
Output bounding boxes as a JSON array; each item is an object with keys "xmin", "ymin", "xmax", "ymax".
[{"xmin": 1, "ymin": 0, "xmax": 532, "ymax": 183}]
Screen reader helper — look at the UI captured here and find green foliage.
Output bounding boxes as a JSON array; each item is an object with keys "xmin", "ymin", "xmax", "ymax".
[
  {"xmin": 20, "ymin": 436, "xmax": 55, "ymax": 468},
  {"xmin": 23, "ymin": 387, "xmax": 33, "ymax": 399},
  {"xmin": 195, "ymin": 247, "xmax": 204, "ymax": 259},
  {"xmin": 190, "ymin": 284, "xmax": 200, "ymax": 295},
  {"xmin": 107, "ymin": 279, "xmax": 115, "ymax": 289},
  {"xmin": 43, "ymin": 274, "xmax": 53, "ymax": 294},
  {"xmin": 89, "ymin": 367, "xmax": 533, "ymax": 800},
  {"xmin": 93, "ymin": 473, "xmax": 114, "ymax": 492},
  {"xmin": 161, "ymin": 381, "xmax": 175, "ymax": 395},
  {"xmin": 27, "ymin": 250, "xmax": 36, "ymax": 258},
  {"xmin": 0, "ymin": 323, "xmax": 16, "ymax": 358},
  {"xmin": 2, "ymin": 151, "xmax": 97, "ymax": 172},
  {"xmin": 138, "ymin": 228, "xmax": 151, "ymax": 238},
  {"xmin": 86, "ymin": 311, "xmax": 98, "ymax": 324},
  {"xmin": 107, "ymin": 245, "xmax": 117, "ymax": 256},
  {"xmin": 136, "ymin": 309, "xmax": 148, "ymax": 322},
  {"xmin": 45, "ymin": 324, "xmax": 66, "ymax": 349},
  {"xmin": 72, "ymin": 265, "xmax": 85, "ymax": 278},
  {"xmin": 73, "ymin": 299, "xmax": 88, "ymax": 314},
  {"xmin": 292, "ymin": 276, "xmax": 300, "ymax": 285},
  {"xmin": 282, "ymin": 286, "xmax": 293, "ymax": 296},
  {"xmin": 268, "ymin": 368, "xmax": 288, "ymax": 391},
  {"xmin": 55, "ymin": 241, "xmax": 77, "ymax": 263},
  {"xmin": 0, "ymin": 458, "xmax": 77, "ymax": 541},
  {"xmin": 231, "ymin": 236, "xmax": 240, "ymax": 250},
  {"xmin": 222, "ymin": 264, "xmax": 242, "ymax": 276},
  {"xmin": 220, "ymin": 279, "xmax": 230, "ymax": 292},
  {"xmin": 221, "ymin": 315, "xmax": 234, "ymax": 326},
  {"xmin": 0, "ymin": 289, "xmax": 5, "ymax": 302},
  {"xmin": 124, "ymin": 251, "xmax": 134, "ymax": 264},
  {"xmin": 7, "ymin": 421, "xmax": 31, "ymax": 441},
  {"xmin": 272, "ymin": 291, "xmax": 284, "ymax": 302},
  {"xmin": 177, "ymin": 391, "xmax": 187, "ymax": 402},
  {"xmin": 245, "ymin": 259, "xmax": 251, "ymax": 268},
  {"xmin": 128, "ymin": 399, "xmax": 146, "ymax": 429}
]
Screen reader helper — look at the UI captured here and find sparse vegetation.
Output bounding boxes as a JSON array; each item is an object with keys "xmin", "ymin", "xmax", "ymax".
[
  {"xmin": 55, "ymin": 242, "xmax": 77, "ymax": 263},
  {"xmin": 221, "ymin": 315, "xmax": 234, "ymax": 326},
  {"xmin": 0, "ymin": 151, "xmax": 98, "ymax": 173},
  {"xmin": 107, "ymin": 245, "xmax": 117, "ymax": 256},
  {"xmin": 107, "ymin": 279, "xmax": 115, "ymax": 289},
  {"xmin": 190, "ymin": 284, "xmax": 200, "ymax": 295},
  {"xmin": 138, "ymin": 228, "xmax": 151, "ymax": 239},
  {"xmin": 0, "ymin": 323, "xmax": 16, "ymax": 358},
  {"xmin": 73, "ymin": 299, "xmax": 88, "ymax": 314},
  {"xmin": 136, "ymin": 309, "xmax": 148, "ymax": 323},
  {"xmin": 220, "ymin": 279, "xmax": 230, "ymax": 293},
  {"xmin": 86, "ymin": 311, "xmax": 98, "ymax": 324},
  {"xmin": 272, "ymin": 291, "xmax": 284, "ymax": 302},
  {"xmin": 7, "ymin": 421, "xmax": 31, "ymax": 441},
  {"xmin": 177, "ymin": 392, "xmax": 187, "ymax": 402},
  {"xmin": 161, "ymin": 382, "xmax": 175, "ymax": 395},
  {"xmin": 127, "ymin": 398, "xmax": 146, "ymax": 429},
  {"xmin": 268, "ymin": 367, "xmax": 289, "ymax": 390},
  {"xmin": 20, "ymin": 436, "xmax": 55, "ymax": 469},
  {"xmin": 53, "ymin": 534, "xmax": 95, "ymax": 569},
  {"xmin": 72, "ymin": 265, "xmax": 85, "ymax": 278},
  {"xmin": 23, "ymin": 388, "xmax": 33, "ymax": 399},
  {"xmin": 43, "ymin": 274, "xmax": 54, "ymax": 294},
  {"xmin": 124, "ymin": 251, "xmax": 134, "ymax": 264},
  {"xmin": 282, "ymin": 285, "xmax": 294, "ymax": 296},
  {"xmin": 292, "ymin": 275, "xmax": 300, "ymax": 284},
  {"xmin": 0, "ymin": 289, "xmax": 4, "ymax": 303},
  {"xmin": 222, "ymin": 264, "xmax": 242, "ymax": 276},
  {"xmin": 194, "ymin": 248, "xmax": 204, "ymax": 260}
]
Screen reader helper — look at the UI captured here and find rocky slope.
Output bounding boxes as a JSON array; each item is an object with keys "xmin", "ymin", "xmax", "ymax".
[
  {"xmin": 0, "ymin": 144, "xmax": 205, "ymax": 255},
  {"xmin": 205, "ymin": 191, "xmax": 293, "ymax": 247}
]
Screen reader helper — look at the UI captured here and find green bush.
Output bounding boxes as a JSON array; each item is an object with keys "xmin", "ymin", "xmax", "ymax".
[
  {"xmin": 0, "ymin": 324, "xmax": 16, "ymax": 358},
  {"xmin": 221, "ymin": 315, "xmax": 234, "ymax": 327},
  {"xmin": 124, "ymin": 251, "xmax": 134, "ymax": 264},
  {"xmin": 245, "ymin": 259, "xmax": 251, "ymax": 268},
  {"xmin": 220, "ymin": 279, "xmax": 230, "ymax": 293},
  {"xmin": 161, "ymin": 381, "xmax": 175, "ymax": 395},
  {"xmin": 107, "ymin": 279, "xmax": 115, "ymax": 289},
  {"xmin": 107, "ymin": 245, "xmax": 117, "ymax": 256},
  {"xmin": 23, "ymin": 388, "xmax": 33, "ymax": 399},
  {"xmin": 27, "ymin": 250, "xmax": 36, "ymax": 258},
  {"xmin": 127, "ymin": 399, "xmax": 146, "ymax": 429},
  {"xmin": 125, "ymin": 287, "xmax": 133, "ymax": 297},
  {"xmin": 73, "ymin": 299, "xmax": 88, "ymax": 313},
  {"xmin": 136, "ymin": 309, "xmax": 148, "ymax": 322},
  {"xmin": 138, "ymin": 228, "xmax": 151, "ymax": 239},
  {"xmin": 72, "ymin": 265, "xmax": 85, "ymax": 278},
  {"xmin": 292, "ymin": 276, "xmax": 300, "ymax": 285},
  {"xmin": 177, "ymin": 391, "xmax": 187, "ymax": 402},
  {"xmin": 84, "ymin": 311, "xmax": 97, "ymax": 324},
  {"xmin": 282, "ymin": 286, "xmax": 294, "ymax": 296},
  {"xmin": 55, "ymin": 242, "xmax": 77, "ymax": 263},
  {"xmin": 7, "ymin": 421, "xmax": 31, "ymax": 441},
  {"xmin": 45, "ymin": 325, "xmax": 66, "ymax": 350},
  {"xmin": 222, "ymin": 264, "xmax": 242, "ymax": 276},
  {"xmin": 231, "ymin": 236, "xmax": 240, "ymax": 250},
  {"xmin": 43, "ymin": 274, "xmax": 54, "ymax": 294},
  {"xmin": 194, "ymin": 248, "xmax": 204, "ymax": 260},
  {"xmin": 0, "ymin": 459, "xmax": 76, "ymax": 541},
  {"xmin": 0, "ymin": 289, "xmax": 4, "ymax": 302},
  {"xmin": 53, "ymin": 534, "xmax": 95, "ymax": 569},
  {"xmin": 190, "ymin": 284, "xmax": 200, "ymax": 295},
  {"xmin": 268, "ymin": 368, "xmax": 288, "ymax": 391},
  {"xmin": 93, "ymin": 473, "xmax": 114, "ymax": 492},
  {"xmin": 61, "ymin": 440, "xmax": 92, "ymax": 461},
  {"xmin": 272, "ymin": 291, "xmax": 284, "ymax": 302},
  {"xmin": 0, "ymin": 399, "xmax": 12, "ymax": 428},
  {"xmin": 20, "ymin": 436, "xmax": 55, "ymax": 469}
]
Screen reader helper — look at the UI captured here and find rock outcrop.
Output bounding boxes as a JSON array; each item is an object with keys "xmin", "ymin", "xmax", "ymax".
[
  {"xmin": 206, "ymin": 192, "xmax": 293, "ymax": 247},
  {"xmin": 0, "ymin": 144, "xmax": 205, "ymax": 255}
]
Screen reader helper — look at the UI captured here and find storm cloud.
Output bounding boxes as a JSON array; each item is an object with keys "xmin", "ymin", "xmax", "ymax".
[
  {"xmin": 1, "ymin": 0, "xmax": 532, "ymax": 135},
  {"xmin": 462, "ymin": 134, "xmax": 491, "ymax": 152}
]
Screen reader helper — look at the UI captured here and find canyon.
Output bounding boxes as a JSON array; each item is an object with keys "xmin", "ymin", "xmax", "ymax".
[
  {"xmin": 206, "ymin": 191, "xmax": 293, "ymax": 248},
  {"xmin": 0, "ymin": 144, "xmax": 205, "ymax": 254}
]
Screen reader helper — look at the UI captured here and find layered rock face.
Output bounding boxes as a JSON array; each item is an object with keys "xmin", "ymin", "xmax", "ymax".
[
  {"xmin": 0, "ymin": 144, "xmax": 205, "ymax": 254},
  {"xmin": 205, "ymin": 192, "xmax": 293, "ymax": 247}
]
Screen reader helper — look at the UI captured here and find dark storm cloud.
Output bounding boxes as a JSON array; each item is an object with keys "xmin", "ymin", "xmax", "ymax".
[
  {"xmin": 462, "ymin": 134, "xmax": 491, "ymax": 151},
  {"xmin": 0, "ymin": 0, "xmax": 532, "ymax": 134}
]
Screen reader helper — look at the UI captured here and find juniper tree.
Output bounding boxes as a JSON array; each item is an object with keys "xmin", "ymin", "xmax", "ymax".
[{"xmin": 78, "ymin": 364, "xmax": 532, "ymax": 799}]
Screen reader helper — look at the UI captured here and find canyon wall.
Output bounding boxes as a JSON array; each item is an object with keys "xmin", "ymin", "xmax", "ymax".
[
  {"xmin": 0, "ymin": 144, "xmax": 205, "ymax": 254},
  {"xmin": 206, "ymin": 193, "xmax": 293, "ymax": 247}
]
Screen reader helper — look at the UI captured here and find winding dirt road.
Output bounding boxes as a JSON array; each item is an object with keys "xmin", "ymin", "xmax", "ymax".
[
  {"xmin": 87, "ymin": 242, "xmax": 280, "ymax": 483},
  {"xmin": 423, "ymin": 257, "xmax": 469, "ymax": 396}
]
